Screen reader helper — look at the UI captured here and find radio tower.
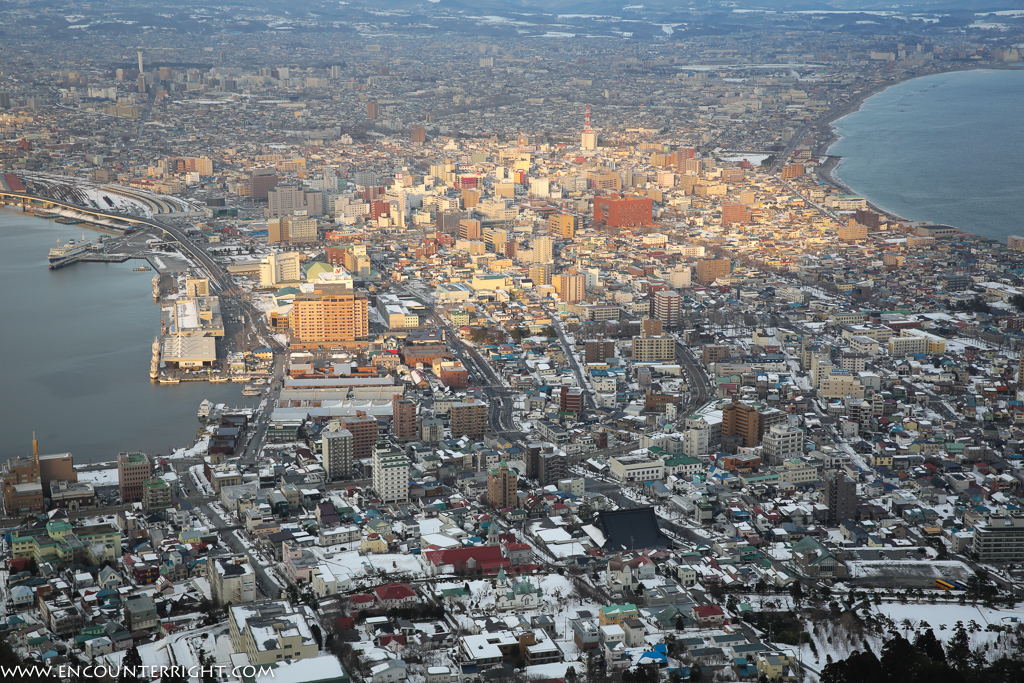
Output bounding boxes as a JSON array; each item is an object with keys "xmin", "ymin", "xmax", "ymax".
[{"xmin": 581, "ymin": 105, "xmax": 597, "ymax": 151}]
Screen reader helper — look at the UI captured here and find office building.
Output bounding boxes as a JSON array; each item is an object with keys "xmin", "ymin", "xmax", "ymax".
[
  {"xmin": 118, "ymin": 452, "xmax": 152, "ymax": 503},
  {"xmin": 210, "ymin": 556, "xmax": 257, "ymax": 607},
  {"xmin": 266, "ymin": 184, "xmax": 323, "ymax": 219},
  {"xmin": 529, "ymin": 264, "xmax": 554, "ymax": 286},
  {"xmin": 339, "ymin": 412, "xmax": 378, "ymax": 461},
  {"xmin": 367, "ymin": 100, "xmax": 379, "ymax": 119},
  {"xmin": 450, "ymin": 399, "xmax": 487, "ymax": 440},
  {"xmin": 559, "ymin": 385, "xmax": 584, "ymax": 414},
  {"xmin": 250, "ymin": 169, "xmax": 279, "ymax": 200},
  {"xmin": 593, "ymin": 195, "xmax": 653, "ymax": 228},
  {"xmin": 585, "ymin": 339, "xmax": 616, "ymax": 363},
  {"xmin": 695, "ymin": 258, "xmax": 731, "ymax": 285},
  {"xmin": 761, "ymin": 425, "xmax": 804, "ymax": 465},
  {"xmin": 487, "ymin": 460, "xmax": 518, "ymax": 510},
  {"xmin": 322, "ymin": 424, "xmax": 354, "ymax": 481},
  {"xmin": 653, "ymin": 290, "xmax": 682, "ymax": 329},
  {"xmin": 459, "ymin": 218, "xmax": 482, "ymax": 240},
  {"xmin": 259, "ymin": 252, "xmax": 302, "ymax": 287},
  {"xmin": 291, "ymin": 285, "xmax": 369, "ymax": 346},
  {"xmin": 372, "ymin": 444, "xmax": 409, "ymax": 504},
  {"xmin": 824, "ymin": 471, "xmax": 856, "ymax": 524},
  {"xmin": 722, "ymin": 400, "xmax": 761, "ymax": 449},
  {"xmin": 392, "ymin": 397, "xmax": 417, "ymax": 442}
]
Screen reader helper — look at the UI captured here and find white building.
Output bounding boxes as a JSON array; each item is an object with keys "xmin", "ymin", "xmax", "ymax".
[{"xmin": 373, "ymin": 444, "xmax": 409, "ymax": 503}]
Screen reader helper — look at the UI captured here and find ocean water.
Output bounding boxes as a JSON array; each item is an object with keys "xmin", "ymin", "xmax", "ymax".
[
  {"xmin": 0, "ymin": 211, "xmax": 247, "ymax": 465},
  {"xmin": 829, "ymin": 68, "xmax": 1024, "ymax": 243}
]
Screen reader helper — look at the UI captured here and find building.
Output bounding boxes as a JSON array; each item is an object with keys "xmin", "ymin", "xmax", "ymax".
[
  {"xmin": 372, "ymin": 444, "xmax": 409, "ymax": 504},
  {"xmin": 652, "ymin": 290, "xmax": 682, "ymax": 329},
  {"xmin": 2, "ymin": 440, "xmax": 42, "ymax": 515},
  {"xmin": 559, "ymin": 385, "xmax": 585, "ymax": 415},
  {"xmin": 250, "ymin": 169, "xmax": 279, "ymax": 200},
  {"xmin": 458, "ymin": 218, "xmax": 482, "ymax": 240},
  {"xmin": 141, "ymin": 477, "xmax": 172, "ymax": 511},
  {"xmin": 228, "ymin": 602, "xmax": 318, "ymax": 666},
  {"xmin": 633, "ymin": 334, "xmax": 675, "ymax": 363},
  {"xmin": 824, "ymin": 470, "xmax": 856, "ymax": 524},
  {"xmin": 695, "ymin": 258, "xmax": 731, "ymax": 285},
  {"xmin": 487, "ymin": 460, "xmax": 518, "ymax": 509},
  {"xmin": 392, "ymin": 397, "xmax": 417, "ymax": 441},
  {"xmin": 266, "ymin": 184, "xmax": 323, "ymax": 219},
  {"xmin": 322, "ymin": 425, "xmax": 354, "ymax": 481},
  {"xmin": 291, "ymin": 285, "xmax": 369, "ymax": 346},
  {"xmin": 117, "ymin": 452, "xmax": 152, "ymax": 503},
  {"xmin": 450, "ymin": 399, "xmax": 488, "ymax": 440},
  {"xmin": 722, "ymin": 400, "xmax": 763, "ymax": 449},
  {"xmin": 340, "ymin": 412, "xmax": 379, "ymax": 461},
  {"xmin": 259, "ymin": 252, "xmax": 302, "ymax": 287},
  {"xmin": 609, "ymin": 454, "xmax": 665, "ymax": 483},
  {"xmin": 209, "ymin": 555, "xmax": 257, "ymax": 606},
  {"xmin": 761, "ymin": 425, "xmax": 804, "ymax": 465},
  {"xmin": 721, "ymin": 203, "xmax": 751, "ymax": 225},
  {"xmin": 972, "ymin": 514, "xmax": 1024, "ymax": 562},
  {"xmin": 549, "ymin": 213, "xmax": 578, "ymax": 239},
  {"xmin": 529, "ymin": 264, "xmax": 554, "ymax": 286},
  {"xmin": 552, "ymin": 274, "xmax": 585, "ymax": 303},
  {"xmin": 593, "ymin": 195, "xmax": 653, "ymax": 228},
  {"xmin": 534, "ymin": 235, "xmax": 553, "ymax": 264},
  {"xmin": 585, "ymin": 339, "xmax": 616, "ymax": 363}
]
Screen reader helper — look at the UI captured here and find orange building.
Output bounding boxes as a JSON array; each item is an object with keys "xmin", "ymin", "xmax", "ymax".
[
  {"xmin": 291, "ymin": 285, "xmax": 369, "ymax": 346},
  {"xmin": 722, "ymin": 399, "xmax": 762, "ymax": 449},
  {"xmin": 695, "ymin": 258, "xmax": 731, "ymax": 285},
  {"xmin": 552, "ymin": 274, "xmax": 585, "ymax": 303},
  {"xmin": 721, "ymin": 203, "xmax": 751, "ymax": 225},
  {"xmin": 549, "ymin": 213, "xmax": 577, "ymax": 239}
]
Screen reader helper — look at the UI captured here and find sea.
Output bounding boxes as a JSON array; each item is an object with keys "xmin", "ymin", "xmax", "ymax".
[
  {"xmin": 0, "ymin": 210, "xmax": 247, "ymax": 466},
  {"xmin": 829, "ymin": 68, "xmax": 1024, "ymax": 244}
]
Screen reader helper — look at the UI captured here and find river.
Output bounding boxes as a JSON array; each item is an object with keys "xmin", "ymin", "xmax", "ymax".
[
  {"xmin": 0, "ymin": 209, "xmax": 247, "ymax": 465},
  {"xmin": 829, "ymin": 68, "xmax": 1024, "ymax": 243}
]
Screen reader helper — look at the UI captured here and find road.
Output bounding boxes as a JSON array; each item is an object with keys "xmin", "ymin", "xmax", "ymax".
[
  {"xmin": 676, "ymin": 340, "xmax": 714, "ymax": 414},
  {"xmin": 549, "ymin": 313, "xmax": 597, "ymax": 412}
]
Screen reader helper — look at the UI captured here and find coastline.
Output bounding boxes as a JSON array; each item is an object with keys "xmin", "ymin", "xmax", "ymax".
[{"xmin": 808, "ymin": 65, "xmax": 1024, "ymax": 231}]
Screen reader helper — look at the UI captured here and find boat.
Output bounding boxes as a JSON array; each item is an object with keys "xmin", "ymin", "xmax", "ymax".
[
  {"xmin": 209, "ymin": 375, "xmax": 229, "ymax": 383},
  {"xmin": 133, "ymin": 265, "xmax": 152, "ymax": 272},
  {"xmin": 149, "ymin": 337, "xmax": 161, "ymax": 379},
  {"xmin": 241, "ymin": 385, "xmax": 260, "ymax": 397},
  {"xmin": 152, "ymin": 274, "xmax": 160, "ymax": 300},
  {"xmin": 48, "ymin": 237, "xmax": 95, "ymax": 269},
  {"xmin": 55, "ymin": 218, "xmax": 79, "ymax": 225},
  {"xmin": 34, "ymin": 211, "xmax": 60, "ymax": 219},
  {"xmin": 159, "ymin": 377, "xmax": 180, "ymax": 384},
  {"xmin": 198, "ymin": 399, "xmax": 213, "ymax": 420},
  {"xmin": 252, "ymin": 378, "xmax": 266, "ymax": 385}
]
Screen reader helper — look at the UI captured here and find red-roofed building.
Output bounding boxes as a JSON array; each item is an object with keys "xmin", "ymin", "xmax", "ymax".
[
  {"xmin": 691, "ymin": 604, "xmax": 726, "ymax": 627},
  {"xmin": 423, "ymin": 545, "xmax": 509, "ymax": 575},
  {"xmin": 374, "ymin": 582, "xmax": 418, "ymax": 609}
]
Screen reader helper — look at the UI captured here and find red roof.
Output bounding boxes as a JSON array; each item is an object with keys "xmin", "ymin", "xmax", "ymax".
[
  {"xmin": 692, "ymin": 605, "xmax": 725, "ymax": 618},
  {"xmin": 348, "ymin": 593, "xmax": 375, "ymax": 604},
  {"xmin": 374, "ymin": 582, "xmax": 417, "ymax": 601}
]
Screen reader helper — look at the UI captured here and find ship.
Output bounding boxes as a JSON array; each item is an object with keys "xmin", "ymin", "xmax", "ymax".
[
  {"xmin": 152, "ymin": 274, "xmax": 160, "ymax": 301},
  {"xmin": 241, "ymin": 385, "xmax": 261, "ymax": 397},
  {"xmin": 48, "ymin": 237, "xmax": 95, "ymax": 269},
  {"xmin": 150, "ymin": 337, "xmax": 161, "ymax": 380},
  {"xmin": 133, "ymin": 265, "xmax": 152, "ymax": 272},
  {"xmin": 198, "ymin": 399, "xmax": 213, "ymax": 420}
]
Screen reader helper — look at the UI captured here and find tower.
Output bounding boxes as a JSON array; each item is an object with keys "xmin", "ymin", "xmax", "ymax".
[{"xmin": 581, "ymin": 105, "xmax": 597, "ymax": 151}]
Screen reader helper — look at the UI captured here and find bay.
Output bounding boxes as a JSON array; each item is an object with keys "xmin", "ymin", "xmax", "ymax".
[
  {"xmin": 0, "ymin": 210, "xmax": 247, "ymax": 465},
  {"xmin": 828, "ymin": 68, "xmax": 1024, "ymax": 244}
]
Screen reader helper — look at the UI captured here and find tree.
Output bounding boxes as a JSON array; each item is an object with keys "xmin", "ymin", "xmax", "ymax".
[
  {"xmin": 789, "ymin": 580, "xmax": 804, "ymax": 608},
  {"xmin": 1009, "ymin": 294, "xmax": 1024, "ymax": 312},
  {"xmin": 119, "ymin": 646, "xmax": 143, "ymax": 683}
]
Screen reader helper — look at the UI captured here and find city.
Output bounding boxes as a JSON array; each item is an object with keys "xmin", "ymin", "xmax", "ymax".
[{"xmin": 1, "ymin": 3, "xmax": 1024, "ymax": 683}]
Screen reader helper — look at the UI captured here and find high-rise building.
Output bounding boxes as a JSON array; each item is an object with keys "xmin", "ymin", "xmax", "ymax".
[
  {"xmin": 695, "ymin": 258, "xmax": 731, "ymax": 285},
  {"xmin": 266, "ymin": 185, "xmax": 323, "ymax": 219},
  {"xmin": 633, "ymin": 334, "xmax": 675, "ymax": 362},
  {"xmin": 259, "ymin": 252, "xmax": 302, "ymax": 287},
  {"xmin": 250, "ymin": 169, "xmax": 279, "ymax": 200},
  {"xmin": 118, "ymin": 451, "xmax": 152, "ymax": 503},
  {"xmin": 585, "ymin": 339, "xmax": 616, "ymax": 363},
  {"xmin": 411, "ymin": 125, "xmax": 426, "ymax": 142},
  {"xmin": 291, "ymin": 285, "xmax": 369, "ymax": 345},
  {"xmin": 549, "ymin": 213, "xmax": 578, "ymax": 239},
  {"xmin": 372, "ymin": 444, "xmax": 409, "ymax": 503},
  {"xmin": 552, "ymin": 274, "xmax": 585, "ymax": 303},
  {"xmin": 534, "ymin": 235, "xmax": 553, "ymax": 264},
  {"xmin": 487, "ymin": 460, "xmax": 518, "ymax": 510},
  {"xmin": 559, "ymin": 386, "xmax": 585, "ymax": 414},
  {"xmin": 322, "ymin": 424, "xmax": 354, "ymax": 481},
  {"xmin": 339, "ymin": 412, "xmax": 378, "ymax": 461},
  {"xmin": 580, "ymin": 105, "xmax": 597, "ymax": 151},
  {"xmin": 721, "ymin": 203, "xmax": 751, "ymax": 225},
  {"xmin": 459, "ymin": 218, "xmax": 482, "ymax": 240},
  {"xmin": 653, "ymin": 290, "xmax": 682, "ymax": 329},
  {"xmin": 722, "ymin": 399, "xmax": 761, "ymax": 449},
  {"xmin": 367, "ymin": 100, "xmax": 379, "ymax": 119},
  {"xmin": 972, "ymin": 514, "xmax": 1024, "ymax": 562},
  {"xmin": 824, "ymin": 470, "xmax": 856, "ymax": 524},
  {"xmin": 450, "ymin": 399, "xmax": 488, "ymax": 440},
  {"xmin": 392, "ymin": 397, "xmax": 417, "ymax": 442},
  {"xmin": 761, "ymin": 424, "xmax": 804, "ymax": 465}
]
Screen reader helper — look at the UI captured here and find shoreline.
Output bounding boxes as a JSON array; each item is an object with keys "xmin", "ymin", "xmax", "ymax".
[{"xmin": 807, "ymin": 65, "xmax": 1024, "ymax": 232}]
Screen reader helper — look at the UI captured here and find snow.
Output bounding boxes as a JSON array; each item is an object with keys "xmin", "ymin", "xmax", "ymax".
[{"xmin": 76, "ymin": 468, "xmax": 118, "ymax": 486}]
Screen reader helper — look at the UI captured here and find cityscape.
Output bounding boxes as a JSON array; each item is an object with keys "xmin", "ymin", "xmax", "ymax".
[{"xmin": 2, "ymin": 2, "xmax": 1024, "ymax": 683}]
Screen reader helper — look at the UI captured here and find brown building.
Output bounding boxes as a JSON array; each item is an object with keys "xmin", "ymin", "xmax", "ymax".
[
  {"xmin": 653, "ymin": 290, "xmax": 682, "ymax": 329},
  {"xmin": 487, "ymin": 460, "xmax": 518, "ymax": 510},
  {"xmin": 781, "ymin": 163, "xmax": 805, "ymax": 179},
  {"xmin": 585, "ymin": 339, "xmax": 615, "ymax": 363},
  {"xmin": 250, "ymin": 169, "xmax": 279, "ymax": 200},
  {"xmin": 411, "ymin": 125, "xmax": 426, "ymax": 143},
  {"xmin": 118, "ymin": 452, "xmax": 152, "ymax": 503},
  {"xmin": 721, "ymin": 203, "xmax": 751, "ymax": 225},
  {"xmin": 593, "ymin": 195, "xmax": 653, "ymax": 228},
  {"xmin": 702, "ymin": 344, "xmax": 732, "ymax": 365},
  {"xmin": 340, "ymin": 412, "xmax": 379, "ymax": 462},
  {"xmin": 2, "ymin": 438, "xmax": 43, "ymax": 515},
  {"xmin": 459, "ymin": 219, "xmax": 482, "ymax": 240},
  {"xmin": 722, "ymin": 399, "xmax": 763, "ymax": 449},
  {"xmin": 291, "ymin": 285, "xmax": 369, "ymax": 347},
  {"xmin": 450, "ymin": 399, "xmax": 488, "ymax": 440},
  {"xmin": 392, "ymin": 397, "xmax": 417, "ymax": 442},
  {"xmin": 367, "ymin": 100, "xmax": 379, "ymax": 119},
  {"xmin": 695, "ymin": 258, "xmax": 731, "ymax": 285}
]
